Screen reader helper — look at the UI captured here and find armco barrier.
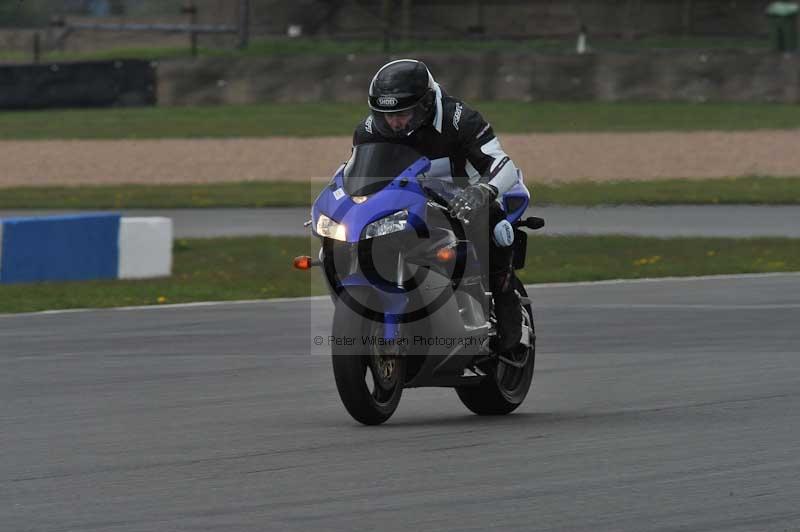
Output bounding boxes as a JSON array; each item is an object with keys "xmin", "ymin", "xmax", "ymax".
[{"xmin": 0, "ymin": 214, "xmax": 172, "ymax": 284}]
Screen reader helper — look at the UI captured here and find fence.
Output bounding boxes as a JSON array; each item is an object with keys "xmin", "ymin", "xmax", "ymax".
[
  {"xmin": 262, "ymin": 0, "xmax": 778, "ymax": 40},
  {"xmin": 0, "ymin": 1, "xmax": 781, "ymax": 39},
  {"xmin": 0, "ymin": 0, "xmax": 249, "ymax": 54}
]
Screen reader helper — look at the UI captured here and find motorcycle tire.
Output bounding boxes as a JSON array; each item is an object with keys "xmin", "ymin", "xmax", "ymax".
[{"xmin": 331, "ymin": 299, "xmax": 405, "ymax": 425}]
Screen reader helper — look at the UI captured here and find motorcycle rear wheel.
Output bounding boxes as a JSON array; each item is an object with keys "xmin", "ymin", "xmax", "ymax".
[
  {"xmin": 331, "ymin": 301, "xmax": 405, "ymax": 425},
  {"xmin": 455, "ymin": 278, "xmax": 535, "ymax": 415}
]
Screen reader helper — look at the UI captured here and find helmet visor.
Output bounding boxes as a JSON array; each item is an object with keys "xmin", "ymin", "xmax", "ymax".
[{"xmin": 370, "ymin": 100, "xmax": 430, "ymax": 138}]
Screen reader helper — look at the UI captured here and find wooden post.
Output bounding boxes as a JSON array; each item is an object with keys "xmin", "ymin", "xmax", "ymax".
[
  {"xmin": 382, "ymin": 0, "xmax": 392, "ymax": 53},
  {"xmin": 682, "ymin": 0, "xmax": 693, "ymax": 36},
  {"xmin": 623, "ymin": 0, "xmax": 639, "ymax": 40},
  {"xmin": 238, "ymin": 0, "xmax": 250, "ymax": 49},
  {"xmin": 401, "ymin": 0, "xmax": 412, "ymax": 41},
  {"xmin": 181, "ymin": 2, "xmax": 199, "ymax": 57},
  {"xmin": 33, "ymin": 32, "xmax": 41, "ymax": 64},
  {"xmin": 191, "ymin": 13, "xmax": 198, "ymax": 57}
]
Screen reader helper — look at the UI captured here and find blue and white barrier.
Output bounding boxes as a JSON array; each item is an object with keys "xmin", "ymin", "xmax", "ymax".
[
  {"xmin": 118, "ymin": 217, "xmax": 173, "ymax": 280},
  {"xmin": 0, "ymin": 214, "xmax": 172, "ymax": 284}
]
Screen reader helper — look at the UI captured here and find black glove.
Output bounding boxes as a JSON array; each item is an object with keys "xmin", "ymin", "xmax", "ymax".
[{"xmin": 450, "ymin": 183, "xmax": 498, "ymax": 223}]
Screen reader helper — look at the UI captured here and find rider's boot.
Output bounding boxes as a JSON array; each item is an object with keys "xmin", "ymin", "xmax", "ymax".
[{"xmin": 490, "ymin": 270, "xmax": 522, "ymax": 355}]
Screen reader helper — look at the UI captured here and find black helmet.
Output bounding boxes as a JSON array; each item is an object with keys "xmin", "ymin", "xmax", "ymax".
[{"xmin": 368, "ymin": 59, "xmax": 436, "ymax": 138}]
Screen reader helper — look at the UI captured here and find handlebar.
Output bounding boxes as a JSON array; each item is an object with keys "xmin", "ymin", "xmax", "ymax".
[
  {"xmin": 422, "ymin": 184, "xmax": 546, "ymax": 230},
  {"xmin": 421, "ymin": 183, "xmax": 469, "ymax": 222}
]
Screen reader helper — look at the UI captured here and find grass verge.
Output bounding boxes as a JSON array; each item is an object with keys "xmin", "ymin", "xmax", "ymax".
[
  {"xmin": 0, "ymin": 36, "xmax": 770, "ymax": 64},
  {"xmin": 0, "ymin": 234, "xmax": 797, "ymax": 314},
  {"xmin": 0, "ymin": 182, "xmax": 318, "ymax": 209},
  {"xmin": 3, "ymin": 101, "xmax": 800, "ymax": 140},
  {"xmin": 2, "ymin": 177, "xmax": 799, "ymax": 209}
]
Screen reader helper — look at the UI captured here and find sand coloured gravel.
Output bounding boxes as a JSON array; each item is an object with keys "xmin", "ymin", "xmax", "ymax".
[{"xmin": 1, "ymin": 130, "xmax": 799, "ymax": 187}]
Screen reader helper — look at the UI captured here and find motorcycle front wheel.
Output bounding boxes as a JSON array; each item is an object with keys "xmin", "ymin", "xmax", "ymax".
[{"xmin": 331, "ymin": 299, "xmax": 405, "ymax": 425}]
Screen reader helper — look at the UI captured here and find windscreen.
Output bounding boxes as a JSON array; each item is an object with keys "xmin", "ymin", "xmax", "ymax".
[{"xmin": 342, "ymin": 143, "xmax": 423, "ymax": 196}]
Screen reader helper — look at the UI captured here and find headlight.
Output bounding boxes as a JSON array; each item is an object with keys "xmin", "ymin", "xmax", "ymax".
[
  {"xmin": 364, "ymin": 210, "xmax": 408, "ymax": 239},
  {"xmin": 316, "ymin": 214, "xmax": 347, "ymax": 241}
]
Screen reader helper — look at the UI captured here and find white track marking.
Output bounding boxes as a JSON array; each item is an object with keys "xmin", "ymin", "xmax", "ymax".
[
  {"xmin": 556, "ymin": 303, "xmax": 800, "ymax": 310},
  {"xmin": 526, "ymin": 271, "xmax": 800, "ymax": 289},
  {"xmin": 0, "ymin": 273, "xmax": 798, "ymax": 320}
]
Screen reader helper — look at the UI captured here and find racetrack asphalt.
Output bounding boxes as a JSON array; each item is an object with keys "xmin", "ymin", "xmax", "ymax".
[
  {"xmin": 2, "ymin": 273, "xmax": 799, "ymax": 531},
  {"xmin": 1, "ymin": 205, "xmax": 799, "ymax": 238}
]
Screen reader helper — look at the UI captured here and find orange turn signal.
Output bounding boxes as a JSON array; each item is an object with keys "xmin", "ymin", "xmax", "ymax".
[
  {"xmin": 436, "ymin": 247, "xmax": 456, "ymax": 262},
  {"xmin": 293, "ymin": 256, "xmax": 313, "ymax": 270}
]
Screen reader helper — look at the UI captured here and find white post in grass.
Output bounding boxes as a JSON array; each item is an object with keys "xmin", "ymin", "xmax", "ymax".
[{"xmin": 577, "ymin": 24, "xmax": 588, "ymax": 54}]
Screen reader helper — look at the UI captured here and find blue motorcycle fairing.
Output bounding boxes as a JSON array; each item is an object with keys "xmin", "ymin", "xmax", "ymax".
[
  {"xmin": 314, "ymin": 155, "xmax": 431, "ymax": 341},
  {"xmin": 313, "ymin": 153, "xmax": 529, "ymax": 342},
  {"xmin": 331, "ymin": 274, "xmax": 409, "ymax": 341},
  {"xmin": 312, "ymin": 157, "xmax": 432, "ymax": 244},
  {"xmin": 502, "ymin": 181, "xmax": 530, "ymax": 225}
]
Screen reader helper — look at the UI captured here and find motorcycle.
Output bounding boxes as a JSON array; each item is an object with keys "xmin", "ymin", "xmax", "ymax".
[{"xmin": 294, "ymin": 143, "xmax": 544, "ymax": 425}]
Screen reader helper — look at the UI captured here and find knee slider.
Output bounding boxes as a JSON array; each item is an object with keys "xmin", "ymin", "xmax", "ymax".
[{"xmin": 492, "ymin": 219, "xmax": 514, "ymax": 247}]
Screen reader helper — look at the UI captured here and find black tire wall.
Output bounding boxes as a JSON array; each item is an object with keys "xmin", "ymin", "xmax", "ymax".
[{"xmin": 0, "ymin": 60, "xmax": 156, "ymax": 110}]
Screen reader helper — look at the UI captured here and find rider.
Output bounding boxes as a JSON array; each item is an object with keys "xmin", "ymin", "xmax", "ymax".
[{"xmin": 352, "ymin": 58, "xmax": 527, "ymax": 355}]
